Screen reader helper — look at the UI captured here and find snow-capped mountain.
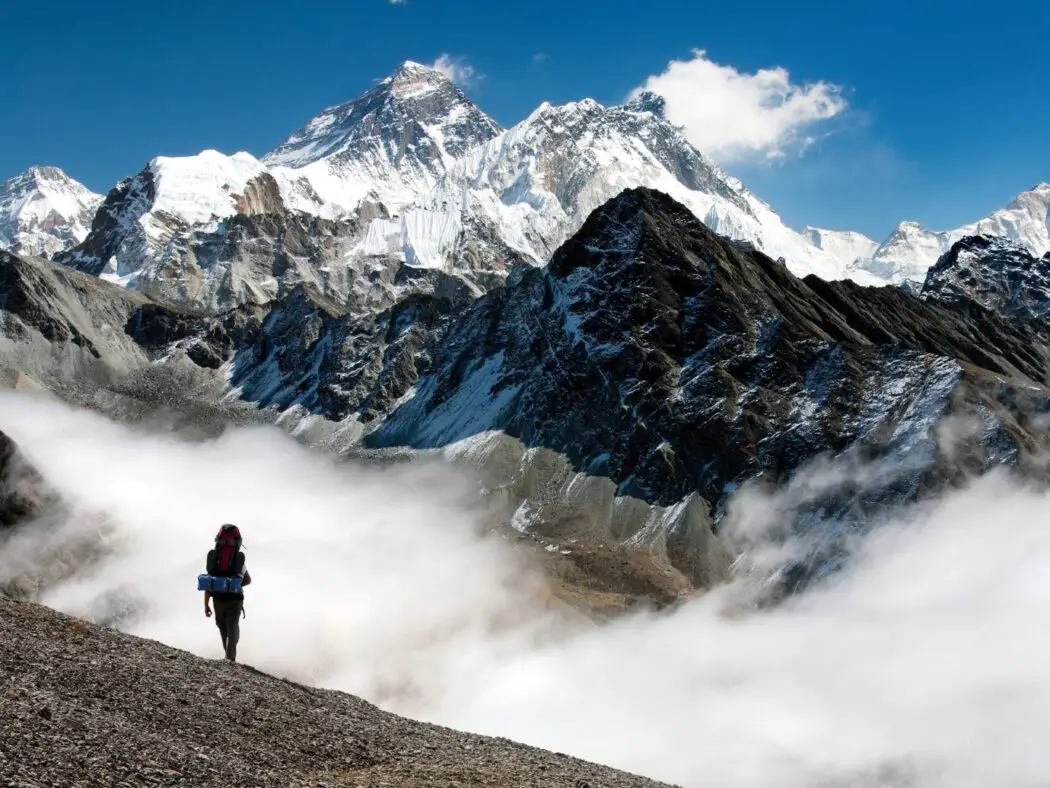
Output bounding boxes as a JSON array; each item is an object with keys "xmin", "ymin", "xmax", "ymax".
[
  {"xmin": 0, "ymin": 167, "xmax": 102, "ymax": 258},
  {"xmin": 31, "ymin": 60, "xmax": 1050, "ymax": 322},
  {"xmin": 52, "ymin": 61, "xmax": 891, "ymax": 313},
  {"xmin": 851, "ymin": 183, "xmax": 1050, "ymax": 284},
  {"xmin": 429, "ymin": 95, "xmax": 879, "ymax": 284}
]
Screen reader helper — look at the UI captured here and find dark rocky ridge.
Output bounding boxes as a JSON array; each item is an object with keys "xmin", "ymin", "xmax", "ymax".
[
  {"xmin": 0, "ymin": 596, "xmax": 674, "ymax": 787},
  {"xmin": 56, "ymin": 168, "xmax": 150, "ymax": 277},
  {"xmin": 370, "ymin": 188, "xmax": 1050, "ymax": 511},
  {"xmin": 920, "ymin": 233, "xmax": 1050, "ymax": 320}
]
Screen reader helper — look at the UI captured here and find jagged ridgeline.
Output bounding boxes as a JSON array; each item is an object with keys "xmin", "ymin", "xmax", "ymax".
[
  {"xmin": 4, "ymin": 181, "xmax": 1050, "ymax": 605},
  {"xmin": 4, "ymin": 61, "xmax": 1047, "ymax": 314}
]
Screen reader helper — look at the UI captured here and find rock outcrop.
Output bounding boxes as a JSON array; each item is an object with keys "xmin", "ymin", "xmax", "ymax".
[{"xmin": 0, "ymin": 429, "xmax": 46, "ymax": 527}]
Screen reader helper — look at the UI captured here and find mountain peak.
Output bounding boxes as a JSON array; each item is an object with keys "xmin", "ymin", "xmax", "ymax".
[
  {"xmin": 385, "ymin": 59, "xmax": 455, "ymax": 96},
  {"xmin": 4, "ymin": 165, "xmax": 82, "ymax": 191},
  {"xmin": 262, "ymin": 62, "xmax": 501, "ymax": 177},
  {"xmin": 623, "ymin": 90, "xmax": 667, "ymax": 118},
  {"xmin": 0, "ymin": 166, "xmax": 102, "ymax": 259},
  {"xmin": 548, "ymin": 186, "xmax": 721, "ymax": 278},
  {"xmin": 22, "ymin": 165, "xmax": 70, "ymax": 183}
]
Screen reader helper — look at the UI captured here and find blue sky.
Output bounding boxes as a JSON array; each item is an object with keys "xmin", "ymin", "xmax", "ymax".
[{"xmin": 2, "ymin": 0, "xmax": 1047, "ymax": 240}]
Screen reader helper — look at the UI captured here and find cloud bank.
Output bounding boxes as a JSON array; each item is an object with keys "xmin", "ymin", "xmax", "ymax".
[
  {"xmin": 631, "ymin": 49, "xmax": 848, "ymax": 164},
  {"xmin": 3, "ymin": 391, "xmax": 1050, "ymax": 788}
]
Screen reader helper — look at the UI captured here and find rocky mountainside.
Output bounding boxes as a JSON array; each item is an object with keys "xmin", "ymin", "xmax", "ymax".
[
  {"xmin": 6, "ymin": 187, "xmax": 1050, "ymax": 601},
  {"xmin": 850, "ymin": 182, "xmax": 1050, "ymax": 284},
  {"xmin": 369, "ymin": 189, "xmax": 1050, "ymax": 515},
  {"xmin": 0, "ymin": 596, "xmax": 673, "ymax": 787},
  {"xmin": 0, "ymin": 429, "xmax": 48, "ymax": 527},
  {"xmin": 920, "ymin": 234, "xmax": 1050, "ymax": 319},
  {"xmin": 0, "ymin": 166, "xmax": 102, "ymax": 258}
]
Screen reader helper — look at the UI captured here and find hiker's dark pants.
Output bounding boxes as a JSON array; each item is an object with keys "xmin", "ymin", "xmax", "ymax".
[{"xmin": 213, "ymin": 597, "xmax": 243, "ymax": 661}]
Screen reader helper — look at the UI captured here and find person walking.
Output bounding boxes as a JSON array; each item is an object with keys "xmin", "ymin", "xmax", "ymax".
[{"xmin": 202, "ymin": 524, "xmax": 252, "ymax": 662}]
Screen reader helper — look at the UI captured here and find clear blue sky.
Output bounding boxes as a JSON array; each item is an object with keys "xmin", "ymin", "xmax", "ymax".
[{"xmin": 3, "ymin": 0, "xmax": 1047, "ymax": 240}]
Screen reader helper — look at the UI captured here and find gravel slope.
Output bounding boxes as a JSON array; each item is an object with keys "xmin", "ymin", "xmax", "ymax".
[{"xmin": 0, "ymin": 596, "xmax": 676, "ymax": 787}]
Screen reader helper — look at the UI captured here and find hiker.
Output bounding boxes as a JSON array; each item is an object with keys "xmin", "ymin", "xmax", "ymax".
[{"xmin": 202, "ymin": 524, "xmax": 252, "ymax": 662}]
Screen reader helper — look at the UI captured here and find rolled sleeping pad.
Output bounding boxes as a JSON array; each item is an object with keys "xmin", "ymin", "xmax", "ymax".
[{"xmin": 197, "ymin": 574, "xmax": 243, "ymax": 593}]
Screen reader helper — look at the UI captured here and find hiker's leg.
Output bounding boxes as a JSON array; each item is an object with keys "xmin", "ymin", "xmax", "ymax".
[
  {"xmin": 225, "ymin": 600, "xmax": 242, "ymax": 662},
  {"xmin": 214, "ymin": 599, "xmax": 229, "ymax": 653}
]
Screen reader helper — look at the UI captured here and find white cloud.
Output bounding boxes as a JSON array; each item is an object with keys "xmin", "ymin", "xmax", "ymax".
[
  {"xmin": 388, "ymin": 0, "xmax": 407, "ymax": 5},
  {"xmin": 431, "ymin": 54, "xmax": 479, "ymax": 89},
  {"xmin": 630, "ymin": 49, "xmax": 848, "ymax": 164},
  {"xmin": 8, "ymin": 392, "xmax": 1050, "ymax": 787},
  {"xmin": 532, "ymin": 52, "xmax": 549, "ymax": 65}
]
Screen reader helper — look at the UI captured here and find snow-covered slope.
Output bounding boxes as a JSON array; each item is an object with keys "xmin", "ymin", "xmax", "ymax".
[
  {"xmin": 851, "ymin": 183, "xmax": 1050, "ymax": 285},
  {"xmin": 423, "ymin": 96, "xmax": 880, "ymax": 283},
  {"xmin": 803, "ymin": 226, "xmax": 879, "ymax": 265},
  {"xmin": 55, "ymin": 149, "xmax": 394, "ymax": 309},
  {"xmin": 0, "ymin": 167, "xmax": 102, "ymax": 258}
]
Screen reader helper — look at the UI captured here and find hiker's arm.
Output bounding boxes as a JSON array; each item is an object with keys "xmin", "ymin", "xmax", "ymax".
[
  {"xmin": 242, "ymin": 570, "xmax": 252, "ymax": 587},
  {"xmin": 204, "ymin": 590, "xmax": 212, "ymax": 617}
]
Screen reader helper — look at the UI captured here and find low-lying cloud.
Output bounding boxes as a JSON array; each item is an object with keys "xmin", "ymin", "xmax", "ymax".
[
  {"xmin": 3, "ymin": 390, "xmax": 1050, "ymax": 788},
  {"xmin": 630, "ymin": 49, "xmax": 847, "ymax": 164}
]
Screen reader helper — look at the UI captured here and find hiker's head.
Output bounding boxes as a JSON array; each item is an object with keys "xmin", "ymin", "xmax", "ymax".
[{"xmin": 215, "ymin": 523, "xmax": 242, "ymax": 548}]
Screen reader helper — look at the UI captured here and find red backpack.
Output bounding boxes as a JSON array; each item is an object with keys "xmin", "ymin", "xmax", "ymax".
[{"xmin": 207, "ymin": 524, "xmax": 245, "ymax": 577}]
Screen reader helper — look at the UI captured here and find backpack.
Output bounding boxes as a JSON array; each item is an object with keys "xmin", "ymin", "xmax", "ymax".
[{"xmin": 205, "ymin": 524, "xmax": 245, "ymax": 586}]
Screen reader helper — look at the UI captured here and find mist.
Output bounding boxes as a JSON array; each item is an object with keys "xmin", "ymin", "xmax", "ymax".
[{"xmin": 3, "ymin": 390, "xmax": 1050, "ymax": 788}]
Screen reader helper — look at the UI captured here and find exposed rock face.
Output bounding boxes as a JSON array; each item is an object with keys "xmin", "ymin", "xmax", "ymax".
[
  {"xmin": 0, "ymin": 249, "xmax": 156, "ymax": 388},
  {"xmin": 921, "ymin": 234, "xmax": 1050, "ymax": 320},
  {"xmin": 369, "ymin": 188, "xmax": 1050, "ymax": 516},
  {"xmin": 0, "ymin": 596, "xmax": 674, "ymax": 787},
  {"xmin": 57, "ymin": 162, "xmax": 386, "ymax": 312},
  {"xmin": 56, "ymin": 165, "xmax": 160, "ymax": 279},
  {"xmin": 0, "ymin": 429, "xmax": 47, "ymax": 527}
]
